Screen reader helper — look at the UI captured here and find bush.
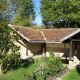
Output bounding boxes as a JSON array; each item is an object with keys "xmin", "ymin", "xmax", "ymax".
[
  {"xmin": 21, "ymin": 51, "xmax": 64, "ymax": 80},
  {"xmin": 2, "ymin": 53, "xmax": 20, "ymax": 73},
  {"xmin": 33, "ymin": 65, "xmax": 48, "ymax": 80},
  {"xmin": 23, "ymin": 72, "xmax": 36, "ymax": 80},
  {"xmin": 33, "ymin": 51, "xmax": 64, "ymax": 78},
  {"xmin": 23, "ymin": 68, "xmax": 47, "ymax": 80},
  {"xmin": 47, "ymin": 51, "xmax": 63, "ymax": 76}
]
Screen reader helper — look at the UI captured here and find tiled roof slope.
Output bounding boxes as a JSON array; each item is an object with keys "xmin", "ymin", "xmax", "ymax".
[
  {"xmin": 41, "ymin": 28, "xmax": 79, "ymax": 42},
  {"xmin": 11, "ymin": 25, "xmax": 44, "ymax": 41},
  {"xmin": 9, "ymin": 24, "xmax": 80, "ymax": 42}
]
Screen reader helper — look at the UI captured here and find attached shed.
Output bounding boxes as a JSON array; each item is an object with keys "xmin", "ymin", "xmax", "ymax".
[
  {"xmin": 8, "ymin": 24, "xmax": 80, "ymax": 60},
  {"xmin": 41, "ymin": 29, "xmax": 80, "ymax": 60}
]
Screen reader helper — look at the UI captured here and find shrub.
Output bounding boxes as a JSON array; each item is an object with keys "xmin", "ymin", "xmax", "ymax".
[
  {"xmin": 47, "ymin": 51, "xmax": 63, "ymax": 76},
  {"xmin": 2, "ymin": 53, "xmax": 20, "ymax": 73},
  {"xmin": 23, "ymin": 72, "xmax": 36, "ymax": 80},
  {"xmin": 33, "ymin": 65, "xmax": 48, "ymax": 80},
  {"xmin": 25, "ymin": 51, "xmax": 64, "ymax": 79},
  {"xmin": 2, "ymin": 53, "xmax": 34, "ymax": 73}
]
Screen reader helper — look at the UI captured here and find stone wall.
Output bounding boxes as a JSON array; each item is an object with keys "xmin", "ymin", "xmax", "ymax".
[
  {"xmin": 28, "ymin": 43, "xmax": 42, "ymax": 55},
  {"xmin": 46, "ymin": 43, "xmax": 75, "ymax": 58},
  {"xmin": 46, "ymin": 42, "xmax": 80, "ymax": 57},
  {"xmin": 15, "ymin": 40, "xmax": 78, "ymax": 58},
  {"xmin": 15, "ymin": 40, "xmax": 27, "ymax": 57},
  {"xmin": 46, "ymin": 43, "xmax": 70, "ymax": 52},
  {"xmin": 15, "ymin": 40, "xmax": 42, "ymax": 57}
]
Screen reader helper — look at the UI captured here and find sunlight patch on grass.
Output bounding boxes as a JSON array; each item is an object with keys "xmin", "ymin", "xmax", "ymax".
[
  {"xmin": 0, "ymin": 63, "xmax": 39, "ymax": 80},
  {"xmin": 63, "ymin": 69, "xmax": 80, "ymax": 80}
]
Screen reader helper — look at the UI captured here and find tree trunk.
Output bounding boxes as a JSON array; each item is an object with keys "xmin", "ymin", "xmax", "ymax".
[
  {"xmin": 68, "ymin": 21, "xmax": 70, "ymax": 28},
  {"xmin": 65, "ymin": 21, "xmax": 67, "ymax": 28}
]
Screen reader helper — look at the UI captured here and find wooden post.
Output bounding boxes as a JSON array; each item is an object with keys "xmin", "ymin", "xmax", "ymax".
[
  {"xmin": 75, "ymin": 41, "xmax": 77, "ymax": 56},
  {"xmin": 70, "ymin": 40, "xmax": 72, "ymax": 60},
  {"xmin": 42, "ymin": 43, "xmax": 46, "ymax": 55},
  {"xmin": 26, "ymin": 42, "xmax": 28, "ymax": 56}
]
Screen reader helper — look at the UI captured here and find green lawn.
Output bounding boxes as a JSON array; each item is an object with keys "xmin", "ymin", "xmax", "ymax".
[
  {"xmin": 63, "ymin": 69, "xmax": 80, "ymax": 80},
  {"xmin": 0, "ymin": 63, "xmax": 39, "ymax": 80}
]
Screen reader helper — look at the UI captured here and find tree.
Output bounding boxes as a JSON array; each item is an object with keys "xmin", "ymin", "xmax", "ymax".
[
  {"xmin": 0, "ymin": 1, "xmax": 20, "ymax": 73},
  {"xmin": 40, "ymin": 0, "xmax": 80, "ymax": 28},
  {"xmin": 0, "ymin": 1, "xmax": 4, "ymax": 12},
  {"xmin": 0, "ymin": 0, "xmax": 35, "ymax": 27},
  {"xmin": 0, "ymin": 0, "xmax": 16, "ymax": 22},
  {"xmin": 11, "ymin": 0, "xmax": 35, "ymax": 27},
  {"xmin": 0, "ymin": 0, "xmax": 19, "ymax": 57}
]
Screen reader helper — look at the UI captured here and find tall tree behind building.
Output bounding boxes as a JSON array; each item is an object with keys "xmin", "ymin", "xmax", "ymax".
[
  {"xmin": 40, "ymin": 0, "xmax": 80, "ymax": 28},
  {"xmin": 12, "ymin": 0, "xmax": 35, "ymax": 27},
  {"xmin": 1, "ymin": 0, "xmax": 35, "ymax": 27}
]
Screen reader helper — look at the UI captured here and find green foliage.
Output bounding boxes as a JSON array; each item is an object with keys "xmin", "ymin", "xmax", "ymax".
[
  {"xmin": 40, "ymin": 0, "xmax": 80, "ymax": 28},
  {"xmin": 0, "ymin": 0, "xmax": 21, "ymax": 74},
  {"xmin": 0, "ymin": 63, "xmax": 39, "ymax": 80},
  {"xmin": 23, "ymin": 72, "xmax": 36, "ymax": 80},
  {"xmin": 0, "ymin": 1, "xmax": 4, "ymax": 12},
  {"xmin": 12, "ymin": 15, "xmax": 34, "ymax": 27},
  {"xmin": 11, "ymin": 0, "xmax": 35, "ymax": 27},
  {"xmin": 22, "ymin": 63, "xmax": 40, "ymax": 80},
  {"xmin": 0, "ymin": 0, "xmax": 16, "ymax": 22},
  {"xmin": 23, "ymin": 64, "xmax": 47, "ymax": 80},
  {"xmin": 0, "ymin": 20, "xmax": 20, "ymax": 56},
  {"xmin": 47, "ymin": 51, "xmax": 63, "ymax": 76},
  {"xmin": 34, "ymin": 51, "xmax": 64, "ymax": 78},
  {"xmin": 33, "ymin": 65, "xmax": 48, "ymax": 80},
  {"xmin": 2, "ymin": 53, "xmax": 20, "ymax": 73},
  {"xmin": 0, "ymin": 0, "xmax": 35, "ymax": 26},
  {"xmin": 0, "ymin": 20, "xmax": 19, "ymax": 56},
  {"xmin": 0, "ymin": 0, "xmax": 20, "ymax": 58}
]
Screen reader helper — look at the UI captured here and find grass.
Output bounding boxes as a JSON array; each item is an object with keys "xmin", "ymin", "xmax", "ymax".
[
  {"xmin": 0, "ymin": 63, "xmax": 39, "ymax": 80},
  {"xmin": 0, "ymin": 56, "xmax": 67, "ymax": 80},
  {"xmin": 63, "ymin": 69, "xmax": 80, "ymax": 80}
]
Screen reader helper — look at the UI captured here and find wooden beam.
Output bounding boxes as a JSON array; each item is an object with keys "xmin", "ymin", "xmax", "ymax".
[
  {"xmin": 72, "ymin": 39, "xmax": 80, "ymax": 41},
  {"xmin": 26, "ymin": 42, "xmax": 28, "ymax": 56},
  {"xmin": 70, "ymin": 40, "xmax": 72, "ymax": 60}
]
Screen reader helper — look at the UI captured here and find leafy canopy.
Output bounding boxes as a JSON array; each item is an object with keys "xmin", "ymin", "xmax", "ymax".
[
  {"xmin": 0, "ymin": 0, "xmax": 35, "ymax": 27},
  {"xmin": 0, "ymin": 0, "xmax": 20, "ymax": 72},
  {"xmin": 40, "ymin": 0, "xmax": 80, "ymax": 28},
  {"xmin": 0, "ymin": 1, "xmax": 4, "ymax": 12},
  {"xmin": 12, "ymin": 0, "xmax": 35, "ymax": 27}
]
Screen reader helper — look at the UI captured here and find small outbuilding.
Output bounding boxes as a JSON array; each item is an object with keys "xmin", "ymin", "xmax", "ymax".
[{"xmin": 8, "ymin": 24, "xmax": 80, "ymax": 60}]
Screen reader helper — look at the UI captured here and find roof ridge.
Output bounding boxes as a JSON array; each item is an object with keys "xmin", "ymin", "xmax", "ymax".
[
  {"xmin": 9, "ymin": 24, "xmax": 38, "ymax": 32},
  {"xmin": 60, "ymin": 29, "xmax": 80, "ymax": 42}
]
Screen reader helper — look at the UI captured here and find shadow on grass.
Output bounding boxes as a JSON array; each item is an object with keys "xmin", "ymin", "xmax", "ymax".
[
  {"xmin": 76, "ymin": 64, "xmax": 80, "ymax": 75},
  {"xmin": 3, "ymin": 57, "xmax": 34, "ymax": 73},
  {"xmin": 15, "ymin": 57, "xmax": 34, "ymax": 69}
]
